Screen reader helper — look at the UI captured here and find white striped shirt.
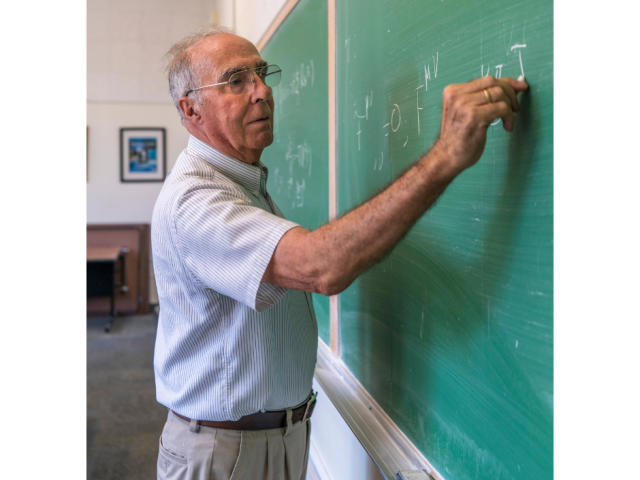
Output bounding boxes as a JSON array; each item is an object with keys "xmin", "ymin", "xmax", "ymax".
[{"xmin": 152, "ymin": 136, "xmax": 318, "ymax": 421}]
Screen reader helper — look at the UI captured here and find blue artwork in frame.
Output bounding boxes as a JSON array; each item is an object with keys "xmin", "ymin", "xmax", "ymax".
[{"xmin": 120, "ymin": 128, "xmax": 166, "ymax": 182}]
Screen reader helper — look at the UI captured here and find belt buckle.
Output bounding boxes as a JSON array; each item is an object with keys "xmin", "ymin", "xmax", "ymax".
[{"xmin": 303, "ymin": 391, "xmax": 317, "ymax": 422}]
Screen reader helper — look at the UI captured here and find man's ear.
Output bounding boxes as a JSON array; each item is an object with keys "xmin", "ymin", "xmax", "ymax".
[{"xmin": 178, "ymin": 97, "xmax": 202, "ymax": 123}]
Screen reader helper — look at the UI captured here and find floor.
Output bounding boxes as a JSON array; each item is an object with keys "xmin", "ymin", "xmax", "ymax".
[
  {"xmin": 87, "ymin": 314, "xmax": 320, "ymax": 480},
  {"xmin": 87, "ymin": 314, "xmax": 167, "ymax": 480}
]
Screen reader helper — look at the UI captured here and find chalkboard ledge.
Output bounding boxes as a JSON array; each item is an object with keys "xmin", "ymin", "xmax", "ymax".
[{"xmin": 314, "ymin": 341, "xmax": 443, "ymax": 480}]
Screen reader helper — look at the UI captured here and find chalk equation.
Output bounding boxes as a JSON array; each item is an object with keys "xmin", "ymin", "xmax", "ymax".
[
  {"xmin": 345, "ymin": 34, "xmax": 529, "ymax": 162},
  {"xmin": 376, "ymin": 51, "xmax": 439, "ymax": 149},
  {"xmin": 274, "ymin": 60, "xmax": 315, "ymax": 121},
  {"xmin": 273, "ymin": 140, "xmax": 313, "ymax": 209}
]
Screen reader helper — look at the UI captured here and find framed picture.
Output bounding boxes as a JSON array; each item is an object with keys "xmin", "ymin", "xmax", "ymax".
[{"xmin": 120, "ymin": 128, "xmax": 166, "ymax": 182}]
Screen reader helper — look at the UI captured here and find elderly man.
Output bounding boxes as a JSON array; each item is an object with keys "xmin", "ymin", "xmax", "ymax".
[{"xmin": 152, "ymin": 27, "xmax": 527, "ymax": 480}]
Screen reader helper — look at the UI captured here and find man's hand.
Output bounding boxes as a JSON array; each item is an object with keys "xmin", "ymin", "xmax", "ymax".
[{"xmin": 436, "ymin": 76, "xmax": 529, "ymax": 176}]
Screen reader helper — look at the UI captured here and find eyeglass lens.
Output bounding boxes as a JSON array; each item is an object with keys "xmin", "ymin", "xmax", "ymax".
[{"xmin": 228, "ymin": 65, "xmax": 281, "ymax": 94}]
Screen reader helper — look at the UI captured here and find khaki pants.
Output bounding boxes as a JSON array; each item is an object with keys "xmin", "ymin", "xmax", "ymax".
[{"xmin": 158, "ymin": 410, "xmax": 311, "ymax": 480}]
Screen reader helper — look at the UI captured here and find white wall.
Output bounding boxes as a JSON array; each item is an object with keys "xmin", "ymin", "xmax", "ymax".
[
  {"xmin": 88, "ymin": 0, "xmax": 218, "ymax": 103},
  {"xmin": 235, "ymin": 0, "xmax": 289, "ymax": 44},
  {"xmin": 310, "ymin": 378, "xmax": 386, "ymax": 480},
  {"xmin": 87, "ymin": 0, "xmax": 288, "ymax": 103},
  {"xmin": 87, "ymin": 0, "xmax": 218, "ymax": 223},
  {"xmin": 215, "ymin": 0, "xmax": 290, "ymax": 45},
  {"xmin": 86, "ymin": 103, "xmax": 189, "ymax": 224}
]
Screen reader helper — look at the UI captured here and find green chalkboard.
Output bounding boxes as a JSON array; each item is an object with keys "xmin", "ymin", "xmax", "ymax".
[
  {"xmin": 337, "ymin": 1, "xmax": 553, "ymax": 479},
  {"xmin": 260, "ymin": 0, "xmax": 330, "ymax": 344}
]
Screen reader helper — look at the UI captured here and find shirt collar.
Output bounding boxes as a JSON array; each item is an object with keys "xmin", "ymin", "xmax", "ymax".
[{"xmin": 187, "ymin": 136, "xmax": 269, "ymax": 194}]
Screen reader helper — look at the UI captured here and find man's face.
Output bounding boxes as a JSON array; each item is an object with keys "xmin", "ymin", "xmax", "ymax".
[{"xmin": 190, "ymin": 34, "xmax": 275, "ymax": 163}]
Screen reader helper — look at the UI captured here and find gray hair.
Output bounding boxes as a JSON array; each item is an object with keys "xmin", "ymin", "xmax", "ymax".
[{"xmin": 165, "ymin": 26, "xmax": 235, "ymax": 122}]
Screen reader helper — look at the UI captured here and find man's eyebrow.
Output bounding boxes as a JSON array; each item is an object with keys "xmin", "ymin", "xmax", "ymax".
[
  {"xmin": 218, "ymin": 60, "xmax": 269, "ymax": 81},
  {"xmin": 218, "ymin": 65, "xmax": 246, "ymax": 82}
]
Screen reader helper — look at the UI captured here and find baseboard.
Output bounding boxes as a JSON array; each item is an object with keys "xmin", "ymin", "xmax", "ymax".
[{"xmin": 308, "ymin": 435, "xmax": 333, "ymax": 480}]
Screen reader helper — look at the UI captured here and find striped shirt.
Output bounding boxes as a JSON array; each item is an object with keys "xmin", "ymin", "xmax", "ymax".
[{"xmin": 151, "ymin": 136, "xmax": 318, "ymax": 421}]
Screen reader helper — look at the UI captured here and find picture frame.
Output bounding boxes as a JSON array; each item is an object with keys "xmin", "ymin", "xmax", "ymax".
[{"xmin": 120, "ymin": 128, "xmax": 166, "ymax": 183}]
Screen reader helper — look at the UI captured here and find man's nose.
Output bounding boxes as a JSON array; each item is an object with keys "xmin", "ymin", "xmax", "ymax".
[{"xmin": 250, "ymin": 73, "xmax": 272, "ymax": 102}]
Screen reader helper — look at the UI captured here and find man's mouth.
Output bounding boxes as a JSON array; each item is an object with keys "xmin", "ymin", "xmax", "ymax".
[{"xmin": 249, "ymin": 116, "xmax": 270, "ymax": 125}]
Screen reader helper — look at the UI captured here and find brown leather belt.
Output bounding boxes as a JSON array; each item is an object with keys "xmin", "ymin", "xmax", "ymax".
[{"xmin": 172, "ymin": 392, "xmax": 317, "ymax": 431}]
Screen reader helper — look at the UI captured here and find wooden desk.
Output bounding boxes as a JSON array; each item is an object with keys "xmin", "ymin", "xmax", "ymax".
[
  {"xmin": 87, "ymin": 224, "xmax": 150, "ymax": 316},
  {"xmin": 87, "ymin": 245, "xmax": 127, "ymax": 332},
  {"xmin": 87, "ymin": 246, "xmax": 122, "ymax": 262}
]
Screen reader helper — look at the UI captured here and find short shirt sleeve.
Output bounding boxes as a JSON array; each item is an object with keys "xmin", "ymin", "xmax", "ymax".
[{"xmin": 173, "ymin": 182, "xmax": 299, "ymax": 312}]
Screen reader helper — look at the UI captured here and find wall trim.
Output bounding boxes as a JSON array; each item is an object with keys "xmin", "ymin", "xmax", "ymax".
[
  {"xmin": 256, "ymin": 0, "xmax": 302, "ymax": 51},
  {"xmin": 327, "ymin": 0, "xmax": 340, "ymax": 358},
  {"xmin": 314, "ymin": 341, "xmax": 445, "ymax": 480}
]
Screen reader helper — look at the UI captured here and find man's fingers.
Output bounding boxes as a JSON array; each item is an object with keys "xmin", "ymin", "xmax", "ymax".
[
  {"xmin": 477, "ymin": 102, "xmax": 515, "ymax": 132},
  {"xmin": 475, "ymin": 85, "xmax": 513, "ymax": 111},
  {"xmin": 473, "ymin": 85, "xmax": 515, "ymax": 130},
  {"xmin": 458, "ymin": 76, "xmax": 527, "ymax": 111},
  {"xmin": 500, "ymin": 76, "xmax": 529, "ymax": 93},
  {"xmin": 474, "ymin": 81, "xmax": 518, "ymax": 112},
  {"xmin": 479, "ymin": 75, "xmax": 528, "ymax": 93},
  {"xmin": 493, "ymin": 80, "xmax": 519, "ymax": 112}
]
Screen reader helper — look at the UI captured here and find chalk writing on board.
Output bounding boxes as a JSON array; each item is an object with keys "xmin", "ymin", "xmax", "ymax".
[
  {"xmin": 481, "ymin": 64, "xmax": 504, "ymax": 78},
  {"xmin": 414, "ymin": 53, "xmax": 439, "ymax": 136},
  {"xmin": 354, "ymin": 91, "xmax": 373, "ymax": 120},
  {"xmin": 482, "ymin": 43, "xmax": 526, "ymax": 80},
  {"xmin": 391, "ymin": 104, "xmax": 401, "ymax": 132},
  {"xmin": 416, "ymin": 85, "xmax": 424, "ymax": 134},
  {"xmin": 424, "ymin": 52, "xmax": 439, "ymax": 91},
  {"xmin": 511, "ymin": 44, "xmax": 527, "ymax": 78},
  {"xmin": 294, "ymin": 179, "xmax": 305, "ymax": 207},
  {"xmin": 381, "ymin": 103, "xmax": 401, "ymax": 138},
  {"xmin": 285, "ymin": 140, "xmax": 313, "ymax": 177},
  {"xmin": 373, "ymin": 151, "xmax": 383, "ymax": 170},
  {"xmin": 354, "ymin": 92, "xmax": 375, "ymax": 149},
  {"xmin": 273, "ymin": 140, "xmax": 313, "ymax": 209},
  {"xmin": 277, "ymin": 60, "xmax": 315, "ymax": 106}
]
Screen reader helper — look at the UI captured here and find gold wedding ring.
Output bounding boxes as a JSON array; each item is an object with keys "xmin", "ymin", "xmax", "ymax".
[{"xmin": 483, "ymin": 88, "xmax": 493, "ymax": 104}]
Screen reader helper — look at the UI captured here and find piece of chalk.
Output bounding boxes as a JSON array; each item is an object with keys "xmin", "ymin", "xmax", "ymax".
[{"xmin": 517, "ymin": 75, "xmax": 525, "ymax": 81}]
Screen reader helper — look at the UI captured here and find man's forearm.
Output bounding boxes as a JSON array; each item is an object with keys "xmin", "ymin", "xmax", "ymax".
[
  {"xmin": 310, "ymin": 141, "xmax": 457, "ymax": 294},
  {"xmin": 264, "ymin": 142, "xmax": 457, "ymax": 295}
]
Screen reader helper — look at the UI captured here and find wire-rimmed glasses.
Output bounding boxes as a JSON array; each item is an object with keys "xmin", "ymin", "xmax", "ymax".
[{"xmin": 185, "ymin": 65, "xmax": 282, "ymax": 96}]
